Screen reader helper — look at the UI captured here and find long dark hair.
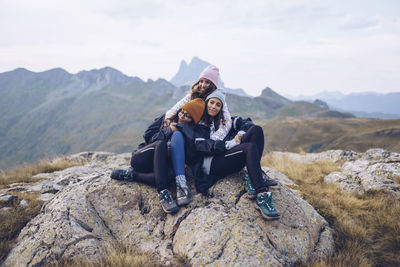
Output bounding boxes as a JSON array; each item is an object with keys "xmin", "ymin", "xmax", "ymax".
[
  {"xmin": 202, "ymin": 99, "xmax": 225, "ymax": 131},
  {"xmin": 189, "ymin": 81, "xmax": 217, "ymax": 100}
]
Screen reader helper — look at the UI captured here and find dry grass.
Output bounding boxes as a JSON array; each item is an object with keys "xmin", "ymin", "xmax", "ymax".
[
  {"xmin": 52, "ymin": 243, "xmax": 169, "ymax": 267},
  {"xmin": 389, "ymin": 174, "xmax": 400, "ymax": 184},
  {"xmin": 0, "ymin": 192, "xmax": 43, "ymax": 263},
  {"xmin": 262, "ymin": 154, "xmax": 400, "ymax": 267},
  {"xmin": 0, "ymin": 158, "xmax": 83, "ymax": 187},
  {"xmin": 0, "ymin": 158, "xmax": 84, "ymax": 263},
  {"xmin": 258, "ymin": 118, "xmax": 400, "ymax": 153}
]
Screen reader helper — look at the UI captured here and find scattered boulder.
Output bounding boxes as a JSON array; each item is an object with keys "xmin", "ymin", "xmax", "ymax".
[
  {"xmin": 20, "ymin": 199, "xmax": 29, "ymax": 207},
  {"xmin": 37, "ymin": 193, "xmax": 56, "ymax": 202},
  {"xmin": 3, "ymin": 152, "xmax": 333, "ymax": 266},
  {"xmin": 324, "ymin": 149, "xmax": 400, "ymax": 197},
  {"xmin": 0, "ymin": 193, "xmax": 18, "ymax": 205}
]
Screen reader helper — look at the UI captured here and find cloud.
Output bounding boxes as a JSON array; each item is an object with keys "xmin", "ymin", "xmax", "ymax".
[
  {"xmin": 338, "ymin": 16, "xmax": 381, "ymax": 30},
  {"xmin": 0, "ymin": 0, "xmax": 399, "ymax": 96}
]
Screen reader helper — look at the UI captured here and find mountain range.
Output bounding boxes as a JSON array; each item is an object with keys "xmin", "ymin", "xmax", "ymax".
[
  {"xmin": 287, "ymin": 91, "xmax": 400, "ymax": 119},
  {"xmin": 0, "ymin": 57, "xmax": 392, "ymax": 170}
]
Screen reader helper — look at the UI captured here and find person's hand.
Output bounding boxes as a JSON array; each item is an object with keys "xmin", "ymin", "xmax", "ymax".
[
  {"xmin": 170, "ymin": 122, "xmax": 178, "ymax": 132},
  {"xmin": 225, "ymin": 139, "xmax": 237, "ymax": 150},
  {"xmin": 164, "ymin": 119, "xmax": 171, "ymax": 127},
  {"xmin": 235, "ymin": 133, "xmax": 243, "ymax": 144}
]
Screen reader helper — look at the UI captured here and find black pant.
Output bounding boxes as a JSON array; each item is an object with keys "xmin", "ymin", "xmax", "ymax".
[
  {"xmin": 130, "ymin": 140, "xmax": 173, "ymax": 192},
  {"xmin": 210, "ymin": 125, "xmax": 266, "ymax": 193}
]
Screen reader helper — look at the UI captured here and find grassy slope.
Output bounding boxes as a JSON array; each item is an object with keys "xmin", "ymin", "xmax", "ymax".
[
  {"xmin": 257, "ymin": 117, "xmax": 400, "ymax": 153},
  {"xmin": 262, "ymin": 154, "xmax": 400, "ymax": 267}
]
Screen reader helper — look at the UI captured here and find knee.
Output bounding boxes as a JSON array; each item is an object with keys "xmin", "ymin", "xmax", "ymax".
[
  {"xmin": 244, "ymin": 142, "xmax": 258, "ymax": 153},
  {"xmin": 250, "ymin": 125, "xmax": 264, "ymax": 137},
  {"xmin": 171, "ymin": 131, "xmax": 184, "ymax": 144},
  {"xmin": 253, "ymin": 125, "xmax": 263, "ymax": 134}
]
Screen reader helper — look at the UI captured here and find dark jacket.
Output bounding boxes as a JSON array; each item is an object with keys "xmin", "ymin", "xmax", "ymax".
[
  {"xmin": 190, "ymin": 116, "xmax": 255, "ymax": 195},
  {"xmin": 189, "ymin": 123, "xmax": 225, "ymax": 195},
  {"xmin": 135, "ymin": 115, "xmax": 198, "ymax": 163},
  {"xmin": 135, "ymin": 114, "xmax": 172, "ymax": 151}
]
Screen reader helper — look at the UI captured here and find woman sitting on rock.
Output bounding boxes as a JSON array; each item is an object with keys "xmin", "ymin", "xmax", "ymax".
[
  {"xmin": 190, "ymin": 89, "xmax": 280, "ymax": 220},
  {"xmin": 110, "ymin": 98, "xmax": 205, "ymax": 214}
]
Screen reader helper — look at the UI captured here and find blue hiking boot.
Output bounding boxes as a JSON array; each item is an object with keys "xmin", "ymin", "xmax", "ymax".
[
  {"xmin": 244, "ymin": 174, "xmax": 256, "ymax": 199},
  {"xmin": 256, "ymin": 192, "xmax": 280, "ymax": 220},
  {"xmin": 110, "ymin": 167, "xmax": 137, "ymax": 182}
]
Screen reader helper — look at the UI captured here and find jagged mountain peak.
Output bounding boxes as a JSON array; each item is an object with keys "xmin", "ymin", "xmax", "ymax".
[
  {"xmin": 11, "ymin": 67, "xmax": 33, "ymax": 73},
  {"xmin": 170, "ymin": 57, "xmax": 225, "ymax": 88},
  {"xmin": 36, "ymin": 68, "xmax": 71, "ymax": 81},
  {"xmin": 259, "ymin": 87, "xmax": 291, "ymax": 105},
  {"xmin": 75, "ymin": 66, "xmax": 142, "ymax": 86},
  {"xmin": 0, "ymin": 68, "xmax": 34, "ymax": 80},
  {"xmin": 189, "ymin": 56, "xmax": 206, "ymax": 65},
  {"xmin": 77, "ymin": 66, "xmax": 125, "ymax": 77}
]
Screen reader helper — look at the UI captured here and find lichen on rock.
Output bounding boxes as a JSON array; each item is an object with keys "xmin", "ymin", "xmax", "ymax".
[{"xmin": 3, "ymin": 152, "xmax": 334, "ymax": 266}]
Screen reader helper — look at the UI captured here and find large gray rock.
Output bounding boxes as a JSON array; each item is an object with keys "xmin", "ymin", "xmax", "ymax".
[
  {"xmin": 0, "ymin": 193, "xmax": 18, "ymax": 204},
  {"xmin": 324, "ymin": 149, "xmax": 400, "ymax": 197},
  {"xmin": 3, "ymin": 152, "xmax": 333, "ymax": 266},
  {"xmin": 271, "ymin": 149, "xmax": 400, "ymax": 198}
]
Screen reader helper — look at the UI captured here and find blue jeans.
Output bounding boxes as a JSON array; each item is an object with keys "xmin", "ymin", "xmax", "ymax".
[{"xmin": 170, "ymin": 131, "xmax": 185, "ymax": 176}]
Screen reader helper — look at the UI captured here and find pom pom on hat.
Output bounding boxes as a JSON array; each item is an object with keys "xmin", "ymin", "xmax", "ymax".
[
  {"xmin": 181, "ymin": 98, "xmax": 205, "ymax": 124},
  {"xmin": 199, "ymin": 65, "xmax": 219, "ymax": 87}
]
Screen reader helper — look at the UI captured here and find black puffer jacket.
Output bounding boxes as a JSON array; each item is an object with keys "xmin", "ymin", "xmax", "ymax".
[
  {"xmin": 188, "ymin": 123, "xmax": 225, "ymax": 195},
  {"xmin": 135, "ymin": 114, "xmax": 171, "ymax": 151},
  {"xmin": 135, "ymin": 114, "xmax": 199, "ymax": 163}
]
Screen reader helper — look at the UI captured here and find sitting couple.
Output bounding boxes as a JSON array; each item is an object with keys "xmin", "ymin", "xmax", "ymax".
[{"xmin": 110, "ymin": 65, "xmax": 280, "ymax": 220}]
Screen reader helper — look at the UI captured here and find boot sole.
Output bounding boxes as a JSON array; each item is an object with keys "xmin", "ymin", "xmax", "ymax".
[
  {"xmin": 177, "ymin": 197, "xmax": 190, "ymax": 206},
  {"xmin": 162, "ymin": 205, "xmax": 179, "ymax": 214},
  {"xmin": 255, "ymin": 203, "xmax": 280, "ymax": 220},
  {"xmin": 264, "ymin": 180, "xmax": 278, "ymax": 187},
  {"xmin": 247, "ymin": 192, "xmax": 256, "ymax": 200}
]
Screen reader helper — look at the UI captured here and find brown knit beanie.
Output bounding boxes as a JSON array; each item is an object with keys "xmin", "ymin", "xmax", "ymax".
[{"xmin": 181, "ymin": 98, "xmax": 205, "ymax": 124}]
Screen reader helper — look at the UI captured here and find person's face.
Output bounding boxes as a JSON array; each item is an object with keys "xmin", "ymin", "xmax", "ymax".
[
  {"xmin": 199, "ymin": 78, "xmax": 211, "ymax": 93},
  {"xmin": 207, "ymin": 98, "xmax": 222, "ymax": 117},
  {"xmin": 178, "ymin": 109, "xmax": 193, "ymax": 123}
]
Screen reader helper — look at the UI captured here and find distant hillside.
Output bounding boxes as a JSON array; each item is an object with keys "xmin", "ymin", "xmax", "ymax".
[
  {"xmin": 258, "ymin": 117, "xmax": 400, "ymax": 153},
  {"xmin": 0, "ymin": 66, "xmax": 353, "ymax": 170},
  {"xmin": 275, "ymin": 101, "xmax": 354, "ymax": 118},
  {"xmin": 0, "ymin": 67, "xmax": 185, "ymax": 169}
]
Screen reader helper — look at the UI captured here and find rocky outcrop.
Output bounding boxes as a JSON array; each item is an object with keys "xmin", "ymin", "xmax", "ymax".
[
  {"xmin": 271, "ymin": 149, "xmax": 400, "ymax": 198},
  {"xmin": 325, "ymin": 149, "xmax": 400, "ymax": 197},
  {"xmin": 3, "ymin": 152, "xmax": 333, "ymax": 266}
]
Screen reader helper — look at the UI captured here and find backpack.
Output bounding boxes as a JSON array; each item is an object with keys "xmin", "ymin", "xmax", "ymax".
[{"xmin": 224, "ymin": 116, "xmax": 255, "ymax": 141}]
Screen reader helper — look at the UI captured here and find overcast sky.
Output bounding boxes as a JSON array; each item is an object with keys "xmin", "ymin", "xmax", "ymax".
[{"xmin": 1, "ymin": 0, "xmax": 399, "ymax": 96}]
